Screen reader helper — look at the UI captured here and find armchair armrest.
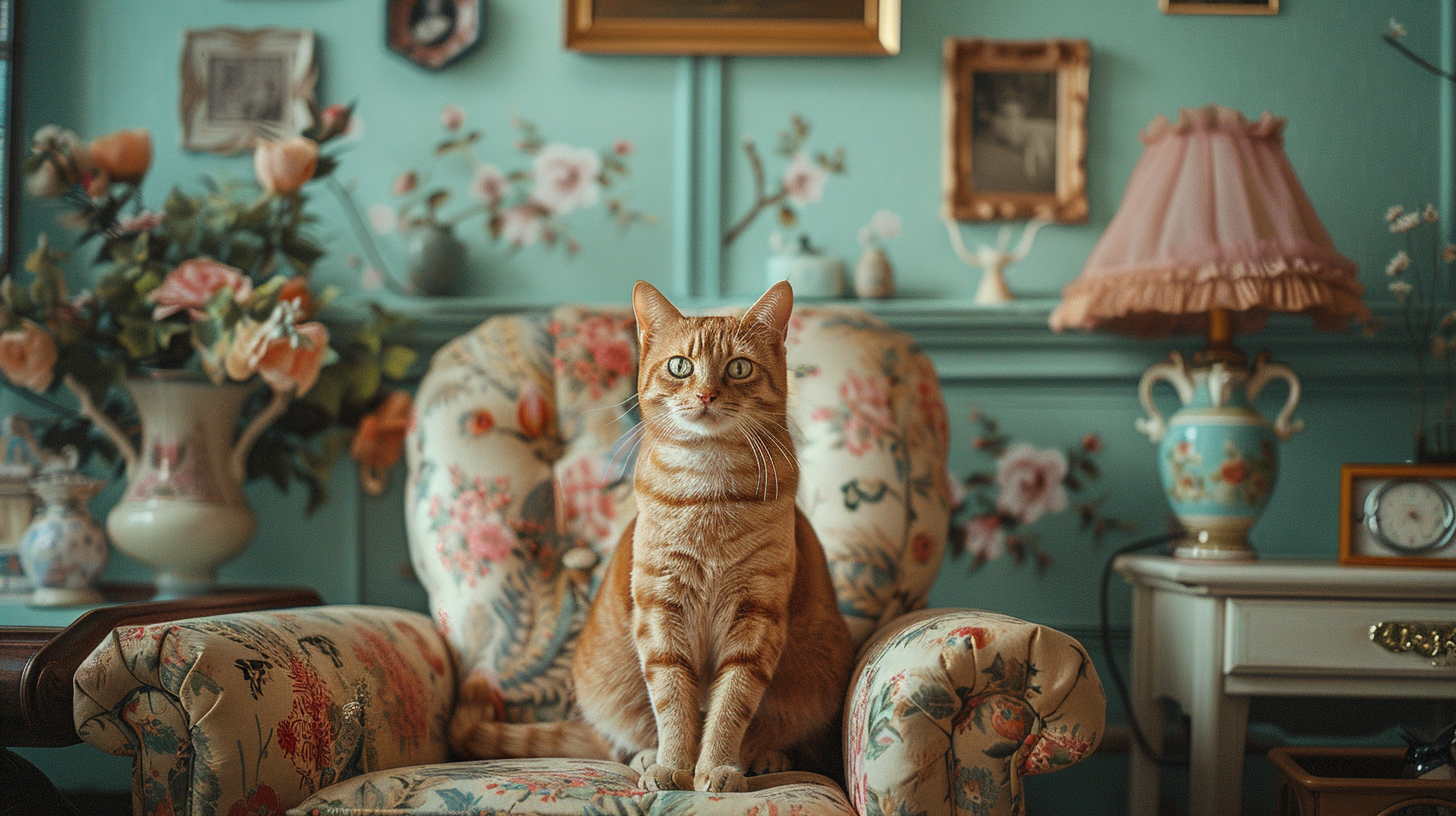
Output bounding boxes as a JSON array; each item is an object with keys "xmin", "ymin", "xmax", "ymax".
[
  {"xmin": 73, "ymin": 605, "xmax": 456, "ymax": 816},
  {"xmin": 844, "ymin": 609, "xmax": 1104, "ymax": 816}
]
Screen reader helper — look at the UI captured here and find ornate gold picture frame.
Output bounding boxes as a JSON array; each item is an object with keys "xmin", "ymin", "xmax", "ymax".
[
  {"xmin": 942, "ymin": 38, "xmax": 1089, "ymax": 223},
  {"xmin": 180, "ymin": 28, "xmax": 317, "ymax": 155},
  {"xmin": 1161, "ymin": 0, "xmax": 1278, "ymax": 15},
  {"xmin": 564, "ymin": 0, "xmax": 899, "ymax": 56}
]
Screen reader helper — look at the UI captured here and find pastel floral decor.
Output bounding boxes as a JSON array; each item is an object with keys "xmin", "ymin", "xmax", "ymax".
[
  {"xmin": 360, "ymin": 104, "xmax": 651, "ymax": 295},
  {"xmin": 9, "ymin": 104, "xmax": 418, "ymax": 511},
  {"xmin": 948, "ymin": 409, "xmax": 1133, "ymax": 571},
  {"xmin": 723, "ymin": 114, "xmax": 846, "ymax": 247}
]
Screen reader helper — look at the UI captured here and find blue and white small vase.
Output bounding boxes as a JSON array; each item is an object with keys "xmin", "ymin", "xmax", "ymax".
[
  {"xmin": 1137, "ymin": 351, "xmax": 1303, "ymax": 560},
  {"xmin": 17, "ymin": 472, "xmax": 108, "ymax": 606}
]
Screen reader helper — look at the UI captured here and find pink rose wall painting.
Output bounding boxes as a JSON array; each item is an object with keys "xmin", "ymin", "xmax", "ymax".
[{"xmin": 948, "ymin": 409, "xmax": 1134, "ymax": 572}]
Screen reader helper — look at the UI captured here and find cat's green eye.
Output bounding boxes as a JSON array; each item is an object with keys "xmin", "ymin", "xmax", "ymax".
[
  {"xmin": 726, "ymin": 358, "xmax": 754, "ymax": 380},
  {"xmin": 667, "ymin": 356, "xmax": 694, "ymax": 378}
]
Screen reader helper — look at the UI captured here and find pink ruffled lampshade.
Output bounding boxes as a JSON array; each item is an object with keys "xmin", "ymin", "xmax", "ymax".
[{"xmin": 1050, "ymin": 105, "xmax": 1371, "ymax": 338}]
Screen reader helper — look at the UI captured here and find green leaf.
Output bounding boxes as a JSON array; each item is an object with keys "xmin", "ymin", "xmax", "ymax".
[
  {"xmin": 115, "ymin": 315, "xmax": 159, "ymax": 359},
  {"xmin": 380, "ymin": 345, "xmax": 417, "ymax": 380}
]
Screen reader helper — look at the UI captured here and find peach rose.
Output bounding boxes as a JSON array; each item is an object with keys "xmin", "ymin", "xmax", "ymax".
[
  {"xmin": 89, "ymin": 129, "xmax": 151, "ymax": 183},
  {"xmin": 225, "ymin": 314, "xmax": 329, "ymax": 396},
  {"xmin": 150, "ymin": 258, "xmax": 253, "ymax": 321},
  {"xmin": 277, "ymin": 277, "xmax": 315, "ymax": 321},
  {"xmin": 253, "ymin": 136, "xmax": 319, "ymax": 195},
  {"xmin": 351, "ymin": 391, "xmax": 414, "ymax": 495},
  {"xmin": 0, "ymin": 321, "xmax": 58, "ymax": 392}
]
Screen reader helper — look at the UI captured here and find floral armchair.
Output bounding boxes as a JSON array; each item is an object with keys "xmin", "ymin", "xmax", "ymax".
[{"xmin": 71, "ymin": 304, "xmax": 1105, "ymax": 816}]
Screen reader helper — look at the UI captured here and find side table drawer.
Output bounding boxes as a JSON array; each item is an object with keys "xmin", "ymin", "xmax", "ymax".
[{"xmin": 1225, "ymin": 598, "xmax": 1456, "ymax": 678}]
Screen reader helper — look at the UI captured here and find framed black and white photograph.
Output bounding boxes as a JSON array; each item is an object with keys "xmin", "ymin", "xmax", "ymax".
[
  {"xmin": 1161, "ymin": 0, "xmax": 1277, "ymax": 15},
  {"xmin": 943, "ymin": 38, "xmax": 1089, "ymax": 223},
  {"xmin": 180, "ymin": 28, "xmax": 316, "ymax": 154},
  {"xmin": 565, "ymin": 0, "xmax": 899, "ymax": 56},
  {"xmin": 387, "ymin": 0, "xmax": 484, "ymax": 70}
]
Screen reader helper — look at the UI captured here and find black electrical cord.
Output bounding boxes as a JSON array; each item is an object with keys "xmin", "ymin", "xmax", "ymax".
[{"xmin": 1099, "ymin": 529, "xmax": 1188, "ymax": 767}]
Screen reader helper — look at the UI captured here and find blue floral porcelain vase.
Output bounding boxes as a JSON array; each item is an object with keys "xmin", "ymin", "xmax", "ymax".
[
  {"xmin": 1137, "ymin": 351, "xmax": 1303, "ymax": 560},
  {"xmin": 17, "ymin": 471, "xmax": 108, "ymax": 606}
]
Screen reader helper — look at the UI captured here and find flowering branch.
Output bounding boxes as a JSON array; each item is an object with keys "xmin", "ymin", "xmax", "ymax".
[
  {"xmin": 1384, "ymin": 19, "xmax": 1455, "ymax": 81},
  {"xmin": 722, "ymin": 114, "xmax": 846, "ymax": 248}
]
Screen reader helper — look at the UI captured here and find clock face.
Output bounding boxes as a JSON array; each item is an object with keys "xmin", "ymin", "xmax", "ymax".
[{"xmin": 1366, "ymin": 479, "xmax": 1456, "ymax": 554}]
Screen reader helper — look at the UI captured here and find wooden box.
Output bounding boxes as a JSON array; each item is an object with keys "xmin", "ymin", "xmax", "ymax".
[{"xmin": 1270, "ymin": 746, "xmax": 1456, "ymax": 816}]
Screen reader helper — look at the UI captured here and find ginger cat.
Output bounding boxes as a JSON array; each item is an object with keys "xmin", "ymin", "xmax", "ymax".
[
  {"xmin": 449, "ymin": 281, "xmax": 853, "ymax": 793},
  {"xmin": 572, "ymin": 281, "xmax": 853, "ymax": 792}
]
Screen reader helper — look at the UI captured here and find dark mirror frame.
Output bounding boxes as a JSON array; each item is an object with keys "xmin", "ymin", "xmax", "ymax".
[{"xmin": 0, "ymin": 0, "xmax": 21, "ymax": 278}]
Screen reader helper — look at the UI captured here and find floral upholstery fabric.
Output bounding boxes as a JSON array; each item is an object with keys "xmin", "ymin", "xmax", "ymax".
[
  {"xmin": 73, "ymin": 606, "xmax": 455, "ymax": 816},
  {"xmin": 404, "ymin": 306, "xmax": 953, "ymax": 724},
  {"xmin": 290, "ymin": 759, "xmax": 855, "ymax": 816},
  {"xmin": 72, "ymin": 304, "xmax": 1105, "ymax": 816},
  {"xmin": 846, "ymin": 610, "xmax": 1105, "ymax": 816}
]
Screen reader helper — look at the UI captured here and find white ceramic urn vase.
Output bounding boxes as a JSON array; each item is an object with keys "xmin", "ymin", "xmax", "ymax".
[{"xmin": 75, "ymin": 372, "xmax": 290, "ymax": 598}]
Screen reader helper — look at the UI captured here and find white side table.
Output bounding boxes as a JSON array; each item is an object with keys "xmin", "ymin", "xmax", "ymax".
[{"xmin": 1115, "ymin": 555, "xmax": 1456, "ymax": 816}]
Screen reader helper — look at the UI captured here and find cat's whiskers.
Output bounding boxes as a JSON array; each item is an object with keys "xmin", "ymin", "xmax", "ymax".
[
  {"xmin": 739, "ymin": 426, "xmax": 770, "ymax": 500},
  {"xmin": 604, "ymin": 419, "xmax": 648, "ymax": 485}
]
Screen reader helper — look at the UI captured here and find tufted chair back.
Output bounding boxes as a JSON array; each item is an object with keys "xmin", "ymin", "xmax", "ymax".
[{"xmin": 404, "ymin": 305, "xmax": 951, "ymax": 725}]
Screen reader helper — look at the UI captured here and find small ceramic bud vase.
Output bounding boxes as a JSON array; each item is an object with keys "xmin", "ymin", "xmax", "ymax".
[
  {"xmin": 17, "ymin": 471, "xmax": 108, "ymax": 606},
  {"xmin": 407, "ymin": 223, "xmax": 468, "ymax": 296},
  {"xmin": 854, "ymin": 246, "xmax": 895, "ymax": 299}
]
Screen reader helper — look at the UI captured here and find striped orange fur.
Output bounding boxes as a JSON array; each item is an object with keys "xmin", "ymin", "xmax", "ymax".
[
  {"xmin": 448, "ymin": 282, "xmax": 853, "ymax": 792},
  {"xmin": 573, "ymin": 281, "xmax": 854, "ymax": 793}
]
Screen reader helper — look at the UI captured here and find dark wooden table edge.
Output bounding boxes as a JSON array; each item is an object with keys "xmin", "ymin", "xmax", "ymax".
[{"xmin": 3, "ymin": 585, "xmax": 323, "ymax": 747}]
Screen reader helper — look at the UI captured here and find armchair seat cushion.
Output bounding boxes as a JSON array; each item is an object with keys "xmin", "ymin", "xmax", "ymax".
[{"xmin": 290, "ymin": 758, "xmax": 857, "ymax": 816}]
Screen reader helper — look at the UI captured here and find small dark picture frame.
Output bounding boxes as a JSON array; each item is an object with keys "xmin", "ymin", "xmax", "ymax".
[
  {"xmin": 387, "ymin": 0, "xmax": 484, "ymax": 70},
  {"xmin": 1161, "ymin": 0, "xmax": 1278, "ymax": 15},
  {"xmin": 1339, "ymin": 463, "xmax": 1456, "ymax": 569},
  {"xmin": 942, "ymin": 37, "xmax": 1089, "ymax": 223}
]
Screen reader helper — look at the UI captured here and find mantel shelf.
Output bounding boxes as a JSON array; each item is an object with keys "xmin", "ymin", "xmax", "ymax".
[{"xmin": 322, "ymin": 294, "xmax": 1412, "ymax": 389}]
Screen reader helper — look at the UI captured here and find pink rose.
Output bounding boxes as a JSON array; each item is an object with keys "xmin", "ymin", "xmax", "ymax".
[
  {"xmin": 613, "ymin": 139, "xmax": 634, "ymax": 157},
  {"xmin": 254, "ymin": 136, "xmax": 319, "ymax": 195},
  {"xmin": 530, "ymin": 143, "xmax": 601, "ymax": 216},
  {"xmin": 962, "ymin": 515, "xmax": 1006, "ymax": 563},
  {"xmin": 465, "ymin": 512, "xmax": 517, "ymax": 563},
  {"xmin": 150, "ymin": 257, "xmax": 253, "ymax": 321},
  {"xmin": 994, "ymin": 443, "xmax": 1068, "ymax": 525},
  {"xmin": 0, "ymin": 321, "xmax": 58, "ymax": 392},
  {"xmin": 316, "ymin": 103, "xmax": 352, "ymax": 141}
]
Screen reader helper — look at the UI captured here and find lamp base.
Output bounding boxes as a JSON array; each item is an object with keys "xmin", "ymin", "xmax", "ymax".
[{"xmin": 1172, "ymin": 518, "xmax": 1259, "ymax": 561}]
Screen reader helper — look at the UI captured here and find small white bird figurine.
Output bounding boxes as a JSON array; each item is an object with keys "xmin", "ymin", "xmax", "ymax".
[{"xmin": 944, "ymin": 216, "xmax": 1052, "ymax": 305}]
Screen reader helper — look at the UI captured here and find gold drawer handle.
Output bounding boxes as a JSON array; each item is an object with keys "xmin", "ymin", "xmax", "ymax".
[{"xmin": 1370, "ymin": 621, "xmax": 1456, "ymax": 667}]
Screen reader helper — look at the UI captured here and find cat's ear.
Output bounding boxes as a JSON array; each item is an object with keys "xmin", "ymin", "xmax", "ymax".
[
  {"xmin": 633, "ymin": 281, "xmax": 683, "ymax": 345},
  {"xmin": 743, "ymin": 281, "xmax": 794, "ymax": 344}
]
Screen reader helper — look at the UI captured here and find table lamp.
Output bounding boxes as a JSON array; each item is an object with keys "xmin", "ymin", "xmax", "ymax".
[{"xmin": 1051, "ymin": 104, "xmax": 1372, "ymax": 560}]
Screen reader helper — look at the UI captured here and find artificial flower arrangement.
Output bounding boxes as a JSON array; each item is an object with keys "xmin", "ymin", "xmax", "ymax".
[
  {"xmin": 947, "ymin": 409, "xmax": 1133, "ymax": 572},
  {"xmin": 366, "ymin": 103, "xmax": 649, "ymax": 263},
  {"xmin": 723, "ymin": 114, "xmax": 846, "ymax": 248},
  {"xmin": 6, "ymin": 104, "xmax": 417, "ymax": 508}
]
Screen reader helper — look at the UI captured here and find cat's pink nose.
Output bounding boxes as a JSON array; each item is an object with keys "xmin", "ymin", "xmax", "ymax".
[{"xmin": 698, "ymin": 391, "xmax": 717, "ymax": 405}]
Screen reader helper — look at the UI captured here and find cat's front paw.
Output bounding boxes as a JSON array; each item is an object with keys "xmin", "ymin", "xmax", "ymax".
[
  {"xmin": 748, "ymin": 749, "xmax": 791, "ymax": 775},
  {"xmin": 639, "ymin": 763, "xmax": 692, "ymax": 791},
  {"xmin": 695, "ymin": 765, "xmax": 747, "ymax": 793},
  {"xmin": 629, "ymin": 749, "xmax": 657, "ymax": 775}
]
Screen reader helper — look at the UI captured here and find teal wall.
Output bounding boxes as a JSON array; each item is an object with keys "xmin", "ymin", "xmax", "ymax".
[{"xmin": 8, "ymin": 0, "xmax": 1452, "ymax": 812}]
